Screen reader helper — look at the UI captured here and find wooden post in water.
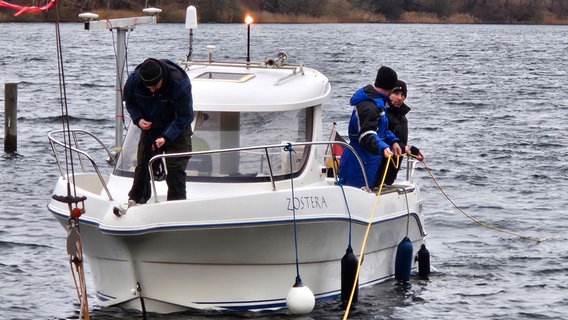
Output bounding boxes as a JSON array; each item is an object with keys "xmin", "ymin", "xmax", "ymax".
[{"xmin": 4, "ymin": 83, "xmax": 17, "ymax": 153}]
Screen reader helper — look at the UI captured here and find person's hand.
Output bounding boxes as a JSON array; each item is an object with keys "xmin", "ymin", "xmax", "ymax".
[
  {"xmin": 409, "ymin": 146, "xmax": 424, "ymax": 162},
  {"xmin": 154, "ymin": 137, "xmax": 166, "ymax": 149},
  {"xmin": 383, "ymin": 147, "xmax": 393, "ymax": 158},
  {"xmin": 392, "ymin": 142, "xmax": 403, "ymax": 156},
  {"xmin": 139, "ymin": 119, "xmax": 152, "ymax": 130},
  {"xmin": 415, "ymin": 151, "xmax": 425, "ymax": 162}
]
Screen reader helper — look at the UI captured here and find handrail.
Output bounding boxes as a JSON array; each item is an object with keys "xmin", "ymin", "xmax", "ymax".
[
  {"xmin": 48, "ymin": 129, "xmax": 116, "ymax": 201},
  {"xmin": 180, "ymin": 59, "xmax": 303, "ymax": 71},
  {"xmin": 181, "ymin": 59, "xmax": 305, "ymax": 87},
  {"xmin": 147, "ymin": 140, "xmax": 369, "ymax": 203},
  {"xmin": 48, "ymin": 129, "xmax": 371, "ymax": 204}
]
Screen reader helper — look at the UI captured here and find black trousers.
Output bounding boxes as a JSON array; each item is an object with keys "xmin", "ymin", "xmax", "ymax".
[{"xmin": 128, "ymin": 128, "xmax": 192, "ymax": 203}]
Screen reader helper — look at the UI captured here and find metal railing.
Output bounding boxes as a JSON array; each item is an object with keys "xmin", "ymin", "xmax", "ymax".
[
  {"xmin": 48, "ymin": 129, "xmax": 383, "ymax": 203},
  {"xmin": 48, "ymin": 129, "xmax": 116, "ymax": 200},
  {"xmin": 147, "ymin": 140, "xmax": 367, "ymax": 202}
]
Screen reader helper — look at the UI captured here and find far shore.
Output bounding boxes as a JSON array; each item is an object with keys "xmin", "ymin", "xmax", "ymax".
[{"xmin": 2, "ymin": 8, "xmax": 568, "ymax": 25}]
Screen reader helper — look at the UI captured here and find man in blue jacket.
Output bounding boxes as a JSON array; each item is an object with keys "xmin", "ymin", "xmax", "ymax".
[
  {"xmin": 124, "ymin": 58, "xmax": 194, "ymax": 205},
  {"xmin": 339, "ymin": 66, "xmax": 402, "ymax": 189}
]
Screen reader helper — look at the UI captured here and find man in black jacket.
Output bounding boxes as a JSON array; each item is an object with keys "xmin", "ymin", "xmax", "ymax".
[
  {"xmin": 380, "ymin": 80, "xmax": 424, "ymax": 185},
  {"xmin": 124, "ymin": 58, "xmax": 194, "ymax": 205}
]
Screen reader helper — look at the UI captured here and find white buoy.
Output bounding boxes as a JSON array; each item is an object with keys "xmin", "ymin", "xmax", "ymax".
[
  {"xmin": 185, "ymin": 5, "xmax": 198, "ymax": 29},
  {"xmin": 286, "ymin": 279, "xmax": 315, "ymax": 315}
]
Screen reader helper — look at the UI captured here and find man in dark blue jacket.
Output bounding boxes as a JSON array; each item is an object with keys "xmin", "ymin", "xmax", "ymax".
[
  {"xmin": 124, "ymin": 58, "xmax": 194, "ymax": 205},
  {"xmin": 380, "ymin": 80, "xmax": 424, "ymax": 185},
  {"xmin": 339, "ymin": 66, "xmax": 402, "ymax": 189}
]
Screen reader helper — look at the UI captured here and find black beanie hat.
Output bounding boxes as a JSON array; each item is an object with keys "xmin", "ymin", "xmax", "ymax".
[
  {"xmin": 374, "ymin": 66, "xmax": 398, "ymax": 90},
  {"xmin": 139, "ymin": 58, "xmax": 163, "ymax": 86},
  {"xmin": 393, "ymin": 80, "xmax": 408, "ymax": 97}
]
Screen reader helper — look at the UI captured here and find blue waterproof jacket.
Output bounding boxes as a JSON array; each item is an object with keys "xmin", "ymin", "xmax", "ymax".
[
  {"xmin": 339, "ymin": 85, "xmax": 399, "ymax": 188},
  {"xmin": 124, "ymin": 59, "xmax": 194, "ymax": 145}
]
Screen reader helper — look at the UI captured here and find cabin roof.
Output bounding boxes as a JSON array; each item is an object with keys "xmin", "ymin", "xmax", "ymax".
[{"xmin": 187, "ymin": 62, "xmax": 331, "ymax": 112}]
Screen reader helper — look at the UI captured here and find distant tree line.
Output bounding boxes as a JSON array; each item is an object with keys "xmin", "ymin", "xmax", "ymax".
[
  {"xmin": 252, "ymin": 0, "xmax": 567, "ymax": 23},
  {"xmin": 364, "ymin": 0, "xmax": 568, "ymax": 23},
  {"xmin": 4, "ymin": 0, "xmax": 568, "ymax": 23}
]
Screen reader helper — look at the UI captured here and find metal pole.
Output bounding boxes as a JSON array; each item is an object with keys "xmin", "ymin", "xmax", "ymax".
[
  {"xmin": 79, "ymin": 14, "xmax": 157, "ymax": 155},
  {"xmin": 246, "ymin": 24, "xmax": 250, "ymax": 63},
  {"xmin": 114, "ymin": 27, "xmax": 127, "ymax": 154},
  {"xmin": 4, "ymin": 83, "xmax": 17, "ymax": 153},
  {"xmin": 188, "ymin": 29, "xmax": 193, "ymax": 60}
]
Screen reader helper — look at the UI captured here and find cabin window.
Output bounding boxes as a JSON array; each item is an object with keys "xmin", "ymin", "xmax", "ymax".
[{"xmin": 114, "ymin": 107, "xmax": 313, "ymax": 182}]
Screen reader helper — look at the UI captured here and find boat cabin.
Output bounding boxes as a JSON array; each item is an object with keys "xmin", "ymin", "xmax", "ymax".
[{"xmin": 113, "ymin": 58, "xmax": 330, "ymax": 184}]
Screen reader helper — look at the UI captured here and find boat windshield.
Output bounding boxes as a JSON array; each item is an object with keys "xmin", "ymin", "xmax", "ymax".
[{"xmin": 114, "ymin": 107, "xmax": 313, "ymax": 182}]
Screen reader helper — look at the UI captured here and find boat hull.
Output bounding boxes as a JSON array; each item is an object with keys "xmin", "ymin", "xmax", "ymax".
[
  {"xmin": 47, "ymin": 51, "xmax": 428, "ymax": 314},
  {"xmin": 49, "ymin": 175, "xmax": 426, "ymax": 313}
]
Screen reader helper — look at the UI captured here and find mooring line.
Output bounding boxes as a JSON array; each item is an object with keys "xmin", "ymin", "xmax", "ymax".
[
  {"xmin": 52, "ymin": 2, "xmax": 91, "ymax": 318},
  {"xmin": 342, "ymin": 155, "xmax": 398, "ymax": 319},
  {"xmin": 419, "ymin": 159, "xmax": 547, "ymax": 243},
  {"xmin": 285, "ymin": 143, "xmax": 303, "ymax": 284},
  {"xmin": 342, "ymin": 153, "xmax": 546, "ymax": 318}
]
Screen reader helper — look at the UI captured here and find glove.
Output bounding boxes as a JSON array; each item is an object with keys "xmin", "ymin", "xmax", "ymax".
[{"xmin": 410, "ymin": 146, "xmax": 420, "ymax": 156}]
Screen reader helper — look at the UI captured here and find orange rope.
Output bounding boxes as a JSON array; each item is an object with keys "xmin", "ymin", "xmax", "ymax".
[{"xmin": 68, "ymin": 220, "xmax": 90, "ymax": 320}]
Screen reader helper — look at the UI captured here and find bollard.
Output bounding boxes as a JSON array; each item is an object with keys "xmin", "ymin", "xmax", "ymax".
[{"xmin": 4, "ymin": 83, "xmax": 17, "ymax": 153}]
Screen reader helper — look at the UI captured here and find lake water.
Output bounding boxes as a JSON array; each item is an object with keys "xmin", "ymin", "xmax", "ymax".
[{"xmin": 1, "ymin": 21, "xmax": 567, "ymax": 319}]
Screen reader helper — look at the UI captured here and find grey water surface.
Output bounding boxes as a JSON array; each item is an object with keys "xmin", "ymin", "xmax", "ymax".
[{"xmin": 1, "ymin": 22, "xmax": 567, "ymax": 319}]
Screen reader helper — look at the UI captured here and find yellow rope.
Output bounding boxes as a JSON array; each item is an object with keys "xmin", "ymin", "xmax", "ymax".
[
  {"xmin": 342, "ymin": 155, "xmax": 399, "ymax": 319},
  {"xmin": 420, "ymin": 159, "xmax": 546, "ymax": 243}
]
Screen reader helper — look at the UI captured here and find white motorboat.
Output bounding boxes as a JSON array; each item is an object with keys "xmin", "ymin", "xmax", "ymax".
[{"xmin": 47, "ymin": 9, "xmax": 428, "ymax": 315}]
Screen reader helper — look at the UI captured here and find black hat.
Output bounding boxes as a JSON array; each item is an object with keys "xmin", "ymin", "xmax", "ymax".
[
  {"xmin": 374, "ymin": 66, "xmax": 398, "ymax": 90},
  {"xmin": 139, "ymin": 58, "xmax": 163, "ymax": 86},
  {"xmin": 392, "ymin": 80, "xmax": 407, "ymax": 97}
]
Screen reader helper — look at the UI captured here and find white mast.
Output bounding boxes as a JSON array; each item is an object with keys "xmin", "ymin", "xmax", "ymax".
[{"xmin": 78, "ymin": 9, "xmax": 161, "ymax": 155}]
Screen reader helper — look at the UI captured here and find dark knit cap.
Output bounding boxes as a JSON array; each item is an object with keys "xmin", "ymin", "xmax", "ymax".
[
  {"xmin": 374, "ymin": 66, "xmax": 398, "ymax": 90},
  {"xmin": 393, "ymin": 80, "xmax": 407, "ymax": 97},
  {"xmin": 139, "ymin": 58, "xmax": 163, "ymax": 86}
]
